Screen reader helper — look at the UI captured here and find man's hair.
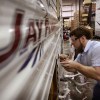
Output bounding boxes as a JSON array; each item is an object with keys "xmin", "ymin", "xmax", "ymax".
[{"xmin": 70, "ymin": 26, "xmax": 92, "ymax": 39}]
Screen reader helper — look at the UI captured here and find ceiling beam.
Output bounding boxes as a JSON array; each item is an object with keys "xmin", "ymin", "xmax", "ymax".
[
  {"xmin": 62, "ymin": 10, "xmax": 73, "ymax": 12},
  {"xmin": 62, "ymin": 16, "xmax": 74, "ymax": 18},
  {"xmin": 62, "ymin": 4, "xmax": 73, "ymax": 6}
]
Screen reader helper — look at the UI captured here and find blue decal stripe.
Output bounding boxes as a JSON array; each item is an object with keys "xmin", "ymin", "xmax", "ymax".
[
  {"xmin": 18, "ymin": 47, "xmax": 37, "ymax": 72},
  {"xmin": 32, "ymin": 45, "xmax": 41, "ymax": 67}
]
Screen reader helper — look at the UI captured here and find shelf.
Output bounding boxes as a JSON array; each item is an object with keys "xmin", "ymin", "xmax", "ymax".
[
  {"xmin": 82, "ymin": 14, "xmax": 88, "ymax": 17},
  {"xmin": 82, "ymin": 18, "xmax": 87, "ymax": 21},
  {"xmin": 83, "ymin": 0, "xmax": 92, "ymax": 5}
]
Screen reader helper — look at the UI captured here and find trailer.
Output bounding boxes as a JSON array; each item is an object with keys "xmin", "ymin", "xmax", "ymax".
[{"xmin": 0, "ymin": 0, "xmax": 63, "ymax": 100}]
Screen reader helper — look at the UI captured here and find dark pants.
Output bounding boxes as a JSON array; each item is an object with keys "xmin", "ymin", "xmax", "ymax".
[{"xmin": 92, "ymin": 83, "xmax": 100, "ymax": 100}]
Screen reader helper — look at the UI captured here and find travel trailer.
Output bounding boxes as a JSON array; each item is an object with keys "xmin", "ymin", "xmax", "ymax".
[{"xmin": 0, "ymin": 0, "xmax": 62, "ymax": 100}]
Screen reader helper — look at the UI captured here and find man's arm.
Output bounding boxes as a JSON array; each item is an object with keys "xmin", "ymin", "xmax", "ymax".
[
  {"xmin": 77, "ymin": 63, "xmax": 100, "ymax": 81},
  {"xmin": 60, "ymin": 60, "xmax": 100, "ymax": 81}
]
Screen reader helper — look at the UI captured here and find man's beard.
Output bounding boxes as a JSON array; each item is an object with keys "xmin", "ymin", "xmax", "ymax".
[{"xmin": 76, "ymin": 43, "xmax": 84, "ymax": 54}]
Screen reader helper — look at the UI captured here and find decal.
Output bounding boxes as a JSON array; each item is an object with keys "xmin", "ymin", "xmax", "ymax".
[{"xmin": 0, "ymin": 9, "xmax": 24, "ymax": 69}]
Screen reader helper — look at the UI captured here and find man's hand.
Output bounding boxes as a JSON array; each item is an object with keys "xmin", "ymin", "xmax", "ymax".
[
  {"xmin": 60, "ymin": 60, "xmax": 80, "ymax": 72},
  {"xmin": 59, "ymin": 54, "xmax": 70, "ymax": 62}
]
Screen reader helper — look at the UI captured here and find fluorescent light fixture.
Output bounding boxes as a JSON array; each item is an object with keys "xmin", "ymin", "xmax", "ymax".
[
  {"xmin": 40, "ymin": 3, "xmax": 44, "ymax": 7},
  {"xmin": 37, "ymin": 1, "xmax": 44, "ymax": 8}
]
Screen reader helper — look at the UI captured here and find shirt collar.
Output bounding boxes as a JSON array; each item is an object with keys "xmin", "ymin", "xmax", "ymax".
[{"xmin": 84, "ymin": 40, "xmax": 93, "ymax": 52}]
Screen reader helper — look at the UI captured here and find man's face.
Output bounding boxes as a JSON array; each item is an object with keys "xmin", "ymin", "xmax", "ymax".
[{"xmin": 70, "ymin": 36, "xmax": 83, "ymax": 53}]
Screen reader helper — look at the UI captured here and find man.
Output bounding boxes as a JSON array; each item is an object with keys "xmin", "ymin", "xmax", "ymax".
[{"xmin": 60, "ymin": 26, "xmax": 100, "ymax": 100}]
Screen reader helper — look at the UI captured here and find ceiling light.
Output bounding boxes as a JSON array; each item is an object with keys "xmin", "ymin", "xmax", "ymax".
[{"xmin": 37, "ymin": 1, "xmax": 44, "ymax": 8}]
